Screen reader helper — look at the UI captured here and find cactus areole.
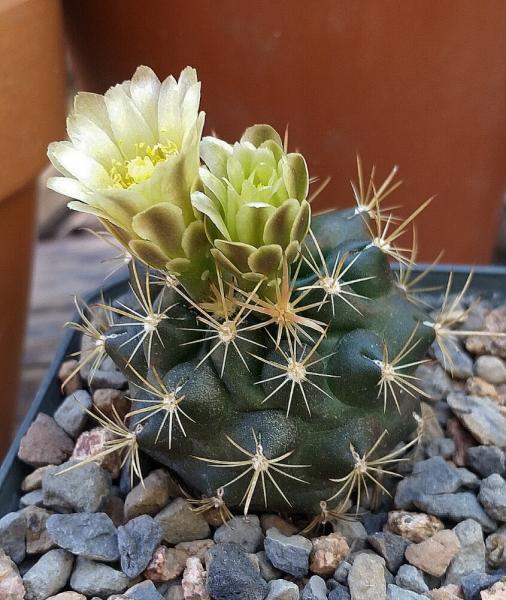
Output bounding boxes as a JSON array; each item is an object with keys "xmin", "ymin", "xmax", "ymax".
[{"xmin": 49, "ymin": 65, "xmax": 443, "ymax": 517}]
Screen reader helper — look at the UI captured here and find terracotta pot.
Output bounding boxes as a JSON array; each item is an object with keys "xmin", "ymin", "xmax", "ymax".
[
  {"xmin": 0, "ymin": 0, "xmax": 66, "ymax": 455},
  {"xmin": 64, "ymin": 0, "xmax": 506, "ymax": 263}
]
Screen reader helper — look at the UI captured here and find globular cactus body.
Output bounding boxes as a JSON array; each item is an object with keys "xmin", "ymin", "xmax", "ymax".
[{"xmin": 105, "ymin": 207, "xmax": 434, "ymax": 514}]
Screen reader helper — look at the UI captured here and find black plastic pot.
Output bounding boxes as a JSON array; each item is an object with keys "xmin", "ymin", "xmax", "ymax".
[{"xmin": 1, "ymin": 264, "xmax": 505, "ymax": 517}]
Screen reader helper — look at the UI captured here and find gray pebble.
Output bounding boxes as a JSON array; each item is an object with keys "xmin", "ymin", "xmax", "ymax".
[
  {"xmin": 445, "ymin": 519, "xmax": 485, "ymax": 585},
  {"xmin": 23, "ymin": 548, "xmax": 73, "ymax": 600},
  {"xmin": 19, "ymin": 490, "xmax": 44, "ymax": 508},
  {"xmin": 266, "ymin": 578, "xmax": 299, "ymax": 600},
  {"xmin": 395, "ymin": 564, "xmax": 428, "ymax": 594},
  {"xmin": 415, "ymin": 362, "xmax": 453, "ymax": 401},
  {"xmin": 387, "ymin": 584, "xmax": 426, "ymax": 599},
  {"xmin": 348, "ymin": 553, "xmax": 386, "ymax": 600},
  {"xmin": 434, "ymin": 339, "xmax": 474, "ymax": 379},
  {"xmin": 54, "ymin": 389, "xmax": 92, "ymax": 438},
  {"xmin": 457, "ymin": 467, "xmax": 481, "ymax": 489},
  {"xmin": 207, "ymin": 543, "xmax": 269, "ymax": 600},
  {"xmin": 264, "ymin": 527, "xmax": 312, "ymax": 578},
  {"xmin": 466, "ymin": 445, "xmax": 506, "ymax": 478},
  {"xmin": 332, "ymin": 519, "xmax": 368, "ymax": 551},
  {"xmin": 367, "ymin": 531, "xmax": 408, "ymax": 573},
  {"xmin": 461, "ymin": 569, "xmax": 506, "ymax": 600},
  {"xmin": 43, "ymin": 460, "xmax": 111, "ymax": 513},
  {"xmin": 214, "ymin": 515, "xmax": 264, "ymax": 553},
  {"xmin": 155, "ymin": 498, "xmax": 210, "ymax": 544},
  {"xmin": 118, "ymin": 515, "xmax": 163, "ymax": 578},
  {"xmin": 301, "ymin": 575, "xmax": 327, "ymax": 600},
  {"xmin": 414, "ymin": 491, "xmax": 497, "ymax": 532},
  {"xmin": 394, "ymin": 456, "xmax": 466, "ymax": 510},
  {"xmin": 486, "ymin": 525, "xmax": 506, "ymax": 568},
  {"xmin": 0, "ymin": 511, "xmax": 26, "ymax": 564},
  {"xmin": 47, "ymin": 512, "xmax": 119, "ymax": 562},
  {"xmin": 334, "ymin": 560, "xmax": 352, "ymax": 583},
  {"xmin": 124, "ymin": 579, "xmax": 165, "ymax": 600},
  {"xmin": 256, "ymin": 550, "xmax": 281, "ymax": 581},
  {"xmin": 479, "ymin": 474, "xmax": 506, "ymax": 521},
  {"xmin": 475, "ymin": 355, "xmax": 506, "ymax": 384},
  {"xmin": 425, "ymin": 437, "xmax": 455, "ymax": 459},
  {"xmin": 328, "ymin": 582, "xmax": 351, "ymax": 599},
  {"xmin": 70, "ymin": 556, "xmax": 129, "ymax": 597}
]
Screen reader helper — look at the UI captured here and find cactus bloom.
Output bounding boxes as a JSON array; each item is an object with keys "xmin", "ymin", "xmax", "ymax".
[
  {"xmin": 47, "ymin": 66, "xmax": 211, "ymax": 297},
  {"xmin": 192, "ymin": 125, "xmax": 311, "ymax": 287}
]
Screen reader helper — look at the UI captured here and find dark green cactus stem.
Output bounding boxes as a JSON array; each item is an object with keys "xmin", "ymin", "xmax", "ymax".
[{"xmin": 104, "ymin": 206, "xmax": 434, "ymax": 516}]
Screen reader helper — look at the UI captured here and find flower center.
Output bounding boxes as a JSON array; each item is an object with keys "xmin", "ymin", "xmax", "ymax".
[{"xmin": 109, "ymin": 141, "xmax": 178, "ymax": 189}]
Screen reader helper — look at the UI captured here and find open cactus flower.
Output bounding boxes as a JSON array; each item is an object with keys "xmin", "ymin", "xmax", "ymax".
[{"xmin": 48, "ymin": 65, "xmax": 506, "ymax": 520}]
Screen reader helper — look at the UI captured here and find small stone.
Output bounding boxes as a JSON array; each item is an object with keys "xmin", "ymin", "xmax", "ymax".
[
  {"xmin": 47, "ymin": 512, "xmax": 119, "ymax": 562},
  {"xmin": 181, "ymin": 557, "xmax": 209, "ymax": 600},
  {"xmin": 405, "ymin": 529, "xmax": 460, "ymax": 577},
  {"xmin": 22, "ymin": 506, "xmax": 55, "ymax": 555},
  {"xmin": 367, "ymin": 531, "xmax": 408, "ymax": 573},
  {"xmin": 361, "ymin": 511, "xmax": 389, "ymax": 535},
  {"xmin": 256, "ymin": 550, "xmax": 281, "ymax": 581},
  {"xmin": 87, "ymin": 365, "xmax": 127, "ymax": 390},
  {"xmin": 214, "ymin": 515, "xmax": 264, "ymax": 553},
  {"xmin": 0, "ymin": 512, "xmax": 26, "ymax": 564},
  {"xmin": 394, "ymin": 456, "xmax": 465, "ymax": 510},
  {"xmin": 486, "ymin": 526, "xmax": 506, "ymax": 568},
  {"xmin": 176, "ymin": 539, "xmax": 214, "ymax": 560},
  {"xmin": 427, "ymin": 584, "xmax": 463, "ymax": 600},
  {"xmin": 124, "ymin": 469, "xmax": 176, "ymax": 521},
  {"xmin": 466, "ymin": 376, "xmax": 500, "ymax": 400},
  {"xmin": 155, "ymin": 498, "xmax": 210, "ymax": 544},
  {"xmin": 123, "ymin": 579, "xmax": 165, "ymax": 600},
  {"xmin": 58, "ymin": 360, "xmax": 82, "ymax": 395},
  {"xmin": 448, "ymin": 392, "xmax": 506, "ymax": 446},
  {"xmin": 475, "ymin": 356, "xmax": 506, "ymax": 384},
  {"xmin": 332, "ymin": 518, "xmax": 368, "ymax": 550},
  {"xmin": 70, "ymin": 557, "xmax": 129, "ymax": 597},
  {"xmin": 479, "ymin": 474, "xmax": 506, "ymax": 521},
  {"xmin": 414, "ymin": 492, "xmax": 497, "ymax": 532},
  {"xmin": 301, "ymin": 575, "xmax": 327, "ymax": 600},
  {"xmin": 207, "ymin": 543, "xmax": 268, "ymax": 600},
  {"xmin": 387, "ymin": 510, "xmax": 444, "ymax": 542},
  {"xmin": 459, "ymin": 466, "xmax": 486, "ymax": 489},
  {"xmin": 387, "ymin": 584, "xmax": 426, "ymax": 599},
  {"xmin": 0, "ymin": 548, "xmax": 25, "ymax": 600},
  {"xmin": 425, "ymin": 437, "xmax": 456, "ymax": 459},
  {"xmin": 92, "ymin": 388, "xmax": 130, "ymax": 420},
  {"xmin": 43, "ymin": 460, "xmax": 111, "ymax": 513},
  {"xmin": 21, "ymin": 466, "xmax": 51, "ymax": 493},
  {"xmin": 47, "ymin": 594, "xmax": 86, "ymax": 600},
  {"xmin": 447, "ymin": 416, "xmax": 477, "ymax": 466},
  {"xmin": 19, "ymin": 490, "xmax": 44, "ymax": 509},
  {"xmin": 415, "ymin": 362, "xmax": 453, "ymax": 401},
  {"xmin": 481, "ymin": 578, "xmax": 506, "ymax": 599},
  {"xmin": 144, "ymin": 545, "xmax": 187, "ymax": 582},
  {"xmin": 266, "ymin": 579, "xmax": 299, "ymax": 600},
  {"xmin": 72, "ymin": 427, "xmax": 121, "ymax": 478},
  {"xmin": 166, "ymin": 585, "xmax": 185, "ymax": 600},
  {"xmin": 118, "ymin": 515, "xmax": 163, "ymax": 578},
  {"xmin": 54, "ymin": 390, "xmax": 92, "ymax": 438},
  {"xmin": 461, "ymin": 570, "xmax": 506, "ymax": 600},
  {"xmin": 434, "ymin": 339, "xmax": 474, "ymax": 379},
  {"xmin": 328, "ymin": 583, "xmax": 351, "ymax": 600},
  {"xmin": 444, "ymin": 519, "xmax": 485, "ymax": 585},
  {"xmin": 309, "ymin": 532, "xmax": 349, "ymax": 576},
  {"xmin": 334, "ymin": 560, "xmax": 352, "ymax": 583},
  {"xmin": 23, "ymin": 549, "xmax": 73, "ymax": 600},
  {"xmin": 348, "ymin": 552, "xmax": 386, "ymax": 600},
  {"xmin": 395, "ymin": 564, "xmax": 429, "ymax": 594},
  {"xmin": 260, "ymin": 514, "xmax": 298, "ymax": 536},
  {"xmin": 103, "ymin": 495, "xmax": 126, "ymax": 527},
  {"xmin": 465, "ymin": 445, "xmax": 506, "ymax": 477},
  {"xmin": 264, "ymin": 527, "xmax": 312, "ymax": 577},
  {"xmin": 18, "ymin": 414, "xmax": 74, "ymax": 467}
]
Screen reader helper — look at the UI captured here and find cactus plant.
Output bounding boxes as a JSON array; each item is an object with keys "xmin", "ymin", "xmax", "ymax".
[{"xmin": 49, "ymin": 65, "xmax": 501, "ymax": 520}]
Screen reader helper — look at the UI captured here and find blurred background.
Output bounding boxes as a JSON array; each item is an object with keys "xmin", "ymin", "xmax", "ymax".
[{"xmin": 1, "ymin": 0, "xmax": 506, "ymax": 455}]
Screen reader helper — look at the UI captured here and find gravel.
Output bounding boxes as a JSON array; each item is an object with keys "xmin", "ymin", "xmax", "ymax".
[
  {"xmin": 23, "ymin": 549, "xmax": 74, "ymax": 600},
  {"xmin": 264, "ymin": 527, "xmax": 312, "ymax": 578},
  {"xmin": 117, "ymin": 514, "xmax": 163, "ymax": 577},
  {"xmin": 214, "ymin": 515, "xmax": 264, "ymax": 553}
]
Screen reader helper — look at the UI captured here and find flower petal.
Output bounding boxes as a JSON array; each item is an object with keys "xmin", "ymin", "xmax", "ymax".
[
  {"xmin": 73, "ymin": 92, "xmax": 114, "ymax": 138},
  {"xmin": 200, "ymin": 136, "xmax": 232, "ymax": 179},
  {"xmin": 132, "ymin": 202, "xmax": 186, "ymax": 258},
  {"xmin": 130, "ymin": 66, "xmax": 161, "ymax": 137},
  {"xmin": 67, "ymin": 114, "xmax": 123, "ymax": 168},
  {"xmin": 47, "ymin": 176, "xmax": 89, "ymax": 201},
  {"xmin": 47, "ymin": 141, "xmax": 113, "ymax": 189}
]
